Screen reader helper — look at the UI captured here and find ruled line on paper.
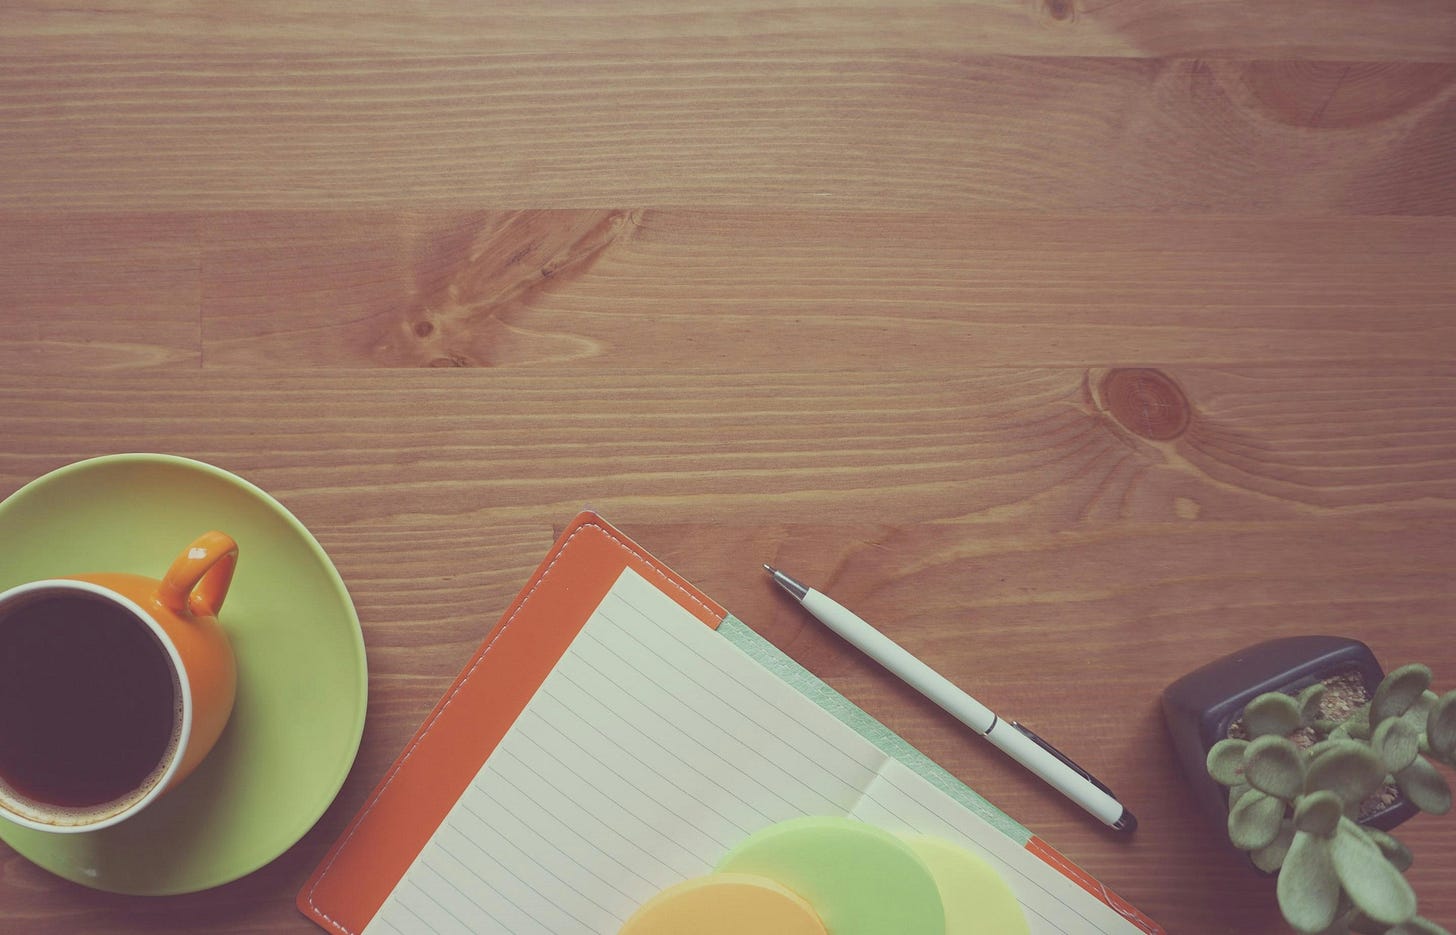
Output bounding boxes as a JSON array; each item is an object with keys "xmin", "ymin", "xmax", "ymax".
[
  {"xmin": 363, "ymin": 568, "xmax": 1146, "ymax": 935},
  {"xmin": 573, "ymin": 624, "xmax": 885, "ymax": 804}
]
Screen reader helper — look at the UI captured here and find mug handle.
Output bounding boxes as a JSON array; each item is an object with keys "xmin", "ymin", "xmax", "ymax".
[{"xmin": 157, "ymin": 531, "xmax": 239, "ymax": 618}]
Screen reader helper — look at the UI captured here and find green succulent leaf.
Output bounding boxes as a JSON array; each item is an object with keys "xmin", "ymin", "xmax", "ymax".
[
  {"xmin": 1251, "ymin": 819, "xmax": 1296, "ymax": 873},
  {"xmin": 1313, "ymin": 910, "xmax": 1358, "ymax": 935},
  {"xmin": 1345, "ymin": 909, "xmax": 1390, "ymax": 935},
  {"xmin": 1331, "ymin": 817, "xmax": 1417, "ymax": 926},
  {"xmin": 1207, "ymin": 738, "xmax": 1249, "ymax": 786},
  {"xmin": 1372, "ymin": 665, "xmax": 1432, "ymax": 724},
  {"xmin": 1372, "ymin": 716, "xmax": 1422, "ymax": 774},
  {"xmin": 1228, "ymin": 781, "xmax": 1253, "ymax": 809},
  {"xmin": 1293, "ymin": 789, "xmax": 1343, "ymax": 837},
  {"xmin": 1426, "ymin": 690, "xmax": 1456, "ymax": 762},
  {"xmin": 1362, "ymin": 826, "xmax": 1413, "ymax": 873},
  {"xmin": 1333, "ymin": 701, "xmax": 1368, "ymax": 739},
  {"xmin": 1394, "ymin": 756, "xmax": 1452, "ymax": 815},
  {"xmin": 1245, "ymin": 735, "xmax": 1306, "ymax": 800},
  {"xmin": 1398, "ymin": 690, "xmax": 1439, "ymax": 737},
  {"xmin": 1229, "ymin": 788, "xmax": 1286, "ymax": 850},
  {"xmin": 1245, "ymin": 692, "xmax": 1303, "ymax": 738},
  {"xmin": 1277, "ymin": 831, "xmax": 1340, "ymax": 934},
  {"xmin": 1297, "ymin": 683, "xmax": 1327, "ymax": 726},
  {"xmin": 1306, "ymin": 742, "xmax": 1389, "ymax": 809}
]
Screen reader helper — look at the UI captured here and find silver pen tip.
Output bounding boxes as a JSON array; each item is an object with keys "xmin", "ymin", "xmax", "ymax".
[
  {"xmin": 762, "ymin": 563, "xmax": 776, "ymax": 575},
  {"xmin": 763, "ymin": 565, "xmax": 810, "ymax": 601}
]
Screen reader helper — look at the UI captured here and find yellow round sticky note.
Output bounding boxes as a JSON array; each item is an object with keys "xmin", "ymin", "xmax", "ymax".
[
  {"xmin": 715, "ymin": 816, "xmax": 946, "ymax": 935},
  {"xmin": 898, "ymin": 834, "xmax": 1030, "ymax": 935},
  {"xmin": 619, "ymin": 872, "xmax": 826, "ymax": 935}
]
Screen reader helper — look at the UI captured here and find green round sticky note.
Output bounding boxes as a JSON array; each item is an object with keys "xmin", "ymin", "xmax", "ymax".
[
  {"xmin": 716, "ymin": 816, "xmax": 945, "ymax": 935},
  {"xmin": 898, "ymin": 834, "xmax": 1029, "ymax": 935}
]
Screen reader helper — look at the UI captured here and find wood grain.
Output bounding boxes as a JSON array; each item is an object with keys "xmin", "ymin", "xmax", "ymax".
[
  {"xmin": 6, "ymin": 211, "xmax": 1455, "ymax": 370},
  {"xmin": 2, "ymin": 365, "xmax": 1455, "ymax": 529},
  {"xmin": 2, "ymin": 55, "xmax": 1453, "ymax": 211},
  {"xmin": 3, "ymin": 1, "xmax": 1454, "ymax": 61},
  {"xmin": 3, "ymin": 1, "xmax": 1456, "ymax": 933},
  {"xmin": 0, "ymin": 215, "xmax": 201, "ymax": 371}
]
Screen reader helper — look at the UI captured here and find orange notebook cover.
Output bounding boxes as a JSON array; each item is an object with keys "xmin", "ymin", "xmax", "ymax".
[{"xmin": 298, "ymin": 512, "xmax": 1161, "ymax": 935}]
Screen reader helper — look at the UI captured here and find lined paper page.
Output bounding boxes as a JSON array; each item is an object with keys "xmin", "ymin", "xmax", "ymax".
[{"xmin": 364, "ymin": 568, "xmax": 1143, "ymax": 935}]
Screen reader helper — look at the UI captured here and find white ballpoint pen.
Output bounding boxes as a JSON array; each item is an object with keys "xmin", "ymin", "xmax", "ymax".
[{"xmin": 764, "ymin": 565, "xmax": 1137, "ymax": 833}]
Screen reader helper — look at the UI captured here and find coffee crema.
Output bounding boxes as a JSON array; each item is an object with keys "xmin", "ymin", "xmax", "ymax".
[{"xmin": 0, "ymin": 593, "xmax": 182, "ymax": 823}]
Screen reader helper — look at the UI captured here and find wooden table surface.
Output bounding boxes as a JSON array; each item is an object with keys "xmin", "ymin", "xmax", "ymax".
[{"xmin": 3, "ymin": 3, "xmax": 1455, "ymax": 933}]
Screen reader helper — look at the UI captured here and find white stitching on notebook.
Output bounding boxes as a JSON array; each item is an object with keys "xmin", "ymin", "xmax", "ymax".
[
  {"xmin": 1030, "ymin": 841, "xmax": 1158, "ymax": 934},
  {"xmin": 304, "ymin": 520, "xmax": 719, "ymax": 934}
]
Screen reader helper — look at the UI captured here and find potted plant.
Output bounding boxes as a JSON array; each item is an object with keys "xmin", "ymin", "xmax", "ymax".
[
  {"xmin": 1165, "ymin": 639, "xmax": 1455, "ymax": 934},
  {"xmin": 1164, "ymin": 636, "xmax": 1417, "ymax": 832}
]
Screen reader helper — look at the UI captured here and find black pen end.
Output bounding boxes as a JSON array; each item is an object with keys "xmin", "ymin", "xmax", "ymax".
[{"xmin": 1113, "ymin": 807, "xmax": 1138, "ymax": 834}]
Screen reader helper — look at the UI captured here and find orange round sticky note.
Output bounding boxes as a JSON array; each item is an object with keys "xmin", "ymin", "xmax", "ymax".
[
  {"xmin": 618, "ymin": 872, "xmax": 826, "ymax": 935},
  {"xmin": 898, "ymin": 834, "xmax": 1029, "ymax": 935}
]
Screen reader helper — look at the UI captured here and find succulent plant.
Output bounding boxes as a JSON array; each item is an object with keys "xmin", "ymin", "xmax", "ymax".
[{"xmin": 1206, "ymin": 665, "xmax": 1456, "ymax": 935}]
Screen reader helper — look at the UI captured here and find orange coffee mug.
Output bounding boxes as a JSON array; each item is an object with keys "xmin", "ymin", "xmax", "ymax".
[{"xmin": 0, "ymin": 531, "xmax": 239, "ymax": 832}]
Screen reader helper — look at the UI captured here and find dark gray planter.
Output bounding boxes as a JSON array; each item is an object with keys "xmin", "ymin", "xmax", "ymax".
[{"xmin": 1162, "ymin": 635, "xmax": 1419, "ymax": 835}]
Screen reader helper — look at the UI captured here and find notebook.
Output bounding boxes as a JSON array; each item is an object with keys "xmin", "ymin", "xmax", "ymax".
[{"xmin": 298, "ymin": 512, "xmax": 1161, "ymax": 935}]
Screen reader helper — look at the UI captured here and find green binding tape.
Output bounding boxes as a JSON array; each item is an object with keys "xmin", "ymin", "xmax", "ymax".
[{"xmin": 717, "ymin": 615, "xmax": 1032, "ymax": 846}]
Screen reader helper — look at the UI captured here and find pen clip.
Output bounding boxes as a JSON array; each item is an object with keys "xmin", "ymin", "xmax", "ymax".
[{"xmin": 1008, "ymin": 721, "xmax": 1117, "ymax": 797}]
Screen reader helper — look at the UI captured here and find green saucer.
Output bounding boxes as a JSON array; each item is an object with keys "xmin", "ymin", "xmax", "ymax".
[{"xmin": 0, "ymin": 454, "xmax": 368, "ymax": 895}]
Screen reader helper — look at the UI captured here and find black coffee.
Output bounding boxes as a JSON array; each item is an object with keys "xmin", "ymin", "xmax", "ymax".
[{"xmin": 0, "ymin": 594, "xmax": 180, "ymax": 809}]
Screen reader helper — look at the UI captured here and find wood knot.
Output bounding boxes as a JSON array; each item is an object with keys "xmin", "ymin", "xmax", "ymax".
[
  {"xmin": 1098, "ymin": 368, "xmax": 1190, "ymax": 441},
  {"xmin": 413, "ymin": 320, "xmax": 434, "ymax": 338},
  {"xmin": 1043, "ymin": 0, "xmax": 1075, "ymax": 21},
  {"xmin": 1238, "ymin": 62, "xmax": 1456, "ymax": 129}
]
